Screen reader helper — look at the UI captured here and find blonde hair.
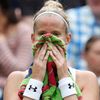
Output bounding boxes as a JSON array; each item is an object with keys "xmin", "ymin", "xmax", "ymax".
[{"xmin": 33, "ymin": 0, "xmax": 69, "ymax": 33}]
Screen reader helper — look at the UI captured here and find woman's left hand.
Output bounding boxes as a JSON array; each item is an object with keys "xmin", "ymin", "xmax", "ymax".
[{"xmin": 49, "ymin": 43, "xmax": 69, "ymax": 80}]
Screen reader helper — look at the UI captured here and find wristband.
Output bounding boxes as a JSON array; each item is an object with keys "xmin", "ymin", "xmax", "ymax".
[
  {"xmin": 58, "ymin": 77, "xmax": 77, "ymax": 98},
  {"xmin": 23, "ymin": 79, "xmax": 43, "ymax": 100}
]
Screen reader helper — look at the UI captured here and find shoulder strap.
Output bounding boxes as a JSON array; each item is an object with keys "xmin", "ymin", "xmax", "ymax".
[
  {"xmin": 68, "ymin": 67, "xmax": 76, "ymax": 81},
  {"xmin": 68, "ymin": 67, "xmax": 82, "ymax": 97}
]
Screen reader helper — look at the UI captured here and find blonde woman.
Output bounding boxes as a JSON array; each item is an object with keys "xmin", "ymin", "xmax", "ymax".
[{"xmin": 4, "ymin": 0, "xmax": 99, "ymax": 100}]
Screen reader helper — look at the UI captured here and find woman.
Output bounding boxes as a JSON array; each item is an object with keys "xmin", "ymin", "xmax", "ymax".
[
  {"xmin": 0, "ymin": 0, "xmax": 33, "ymax": 88},
  {"xmin": 4, "ymin": 0, "xmax": 99, "ymax": 100},
  {"xmin": 83, "ymin": 36, "xmax": 100, "ymax": 85},
  {"xmin": 0, "ymin": 0, "xmax": 33, "ymax": 100}
]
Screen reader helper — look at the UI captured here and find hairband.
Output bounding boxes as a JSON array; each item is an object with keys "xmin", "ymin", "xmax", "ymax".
[{"xmin": 33, "ymin": 11, "xmax": 69, "ymax": 33}]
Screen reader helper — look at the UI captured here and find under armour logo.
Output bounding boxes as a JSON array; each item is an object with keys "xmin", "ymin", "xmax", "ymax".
[
  {"xmin": 29, "ymin": 85, "xmax": 37, "ymax": 92},
  {"xmin": 68, "ymin": 83, "xmax": 74, "ymax": 89}
]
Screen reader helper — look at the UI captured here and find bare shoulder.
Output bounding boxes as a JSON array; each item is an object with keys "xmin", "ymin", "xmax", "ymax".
[
  {"xmin": 4, "ymin": 71, "xmax": 27, "ymax": 92},
  {"xmin": 6, "ymin": 71, "xmax": 26, "ymax": 83},
  {"xmin": 76, "ymin": 69, "xmax": 98, "ymax": 90},
  {"xmin": 76, "ymin": 70, "xmax": 97, "ymax": 81},
  {"xmin": 75, "ymin": 69, "xmax": 99, "ymax": 100},
  {"xmin": 4, "ymin": 71, "xmax": 28, "ymax": 100}
]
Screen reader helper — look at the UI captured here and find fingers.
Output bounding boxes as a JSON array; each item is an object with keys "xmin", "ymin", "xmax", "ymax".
[
  {"xmin": 39, "ymin": 43, "xmax": 47, "ymax": 58},
  {"xmin": 56, "ymin": 44, "xmax": 65, "ymax": 56},
  {"xmin": 35, "ymin": 43, "xmax": 47, "ymax": 61},
  {"xmin": 49, "ymin": 44, "xmax": 66, "ymax": 70},
  {"xmin": 32, "ymin": 44, "xmax": 49, "ymax": 81},
  {"xmin": 43, "ymin": 51, "xmax": 50, "ymax": 63},
  {"xmin": 34, "ymin": 47, "xmax": 40, "ymax": 58},
  {"xmin": 34, "ymin": 42, "xmax": 64, "ymax": 63},
  {"xmin": 49, "ymin": 51, "xmax": 58, "ymax": 64},
  {"xmin": 50, "ymin": 43, "xmax": 62, "ymax": 60}
]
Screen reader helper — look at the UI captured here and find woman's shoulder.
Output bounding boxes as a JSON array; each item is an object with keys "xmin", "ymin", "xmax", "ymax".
[
  {"xmin": 6, "ymin": 71, "xmax": 28, "ymax": 86},
  {"xmin": 75, "ymin": 68, "xmax": 98, "ymax": 89},
  {"xmin": 76, "ymin": 69, "xmax": 97, "ymax": 80},
  {"xmin": 69, "ymin": 67, "xmax": 97, "ymax": 81},
  {"xmin": 8, "ymin": 70, "xmax": 27, "ymax": 78},
  {"xmin": 4, "ymin": 71, "xmax": 28, "ymax": 99}
]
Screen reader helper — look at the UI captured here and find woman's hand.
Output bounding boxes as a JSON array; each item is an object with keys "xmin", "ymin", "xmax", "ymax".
[
  {"xmin": 49, "ymin": 43, "xmax": 69, "ymax": 80},
  {"xmin": 32, "ymin": 43, "xmax": 49, "ymax": 81}
]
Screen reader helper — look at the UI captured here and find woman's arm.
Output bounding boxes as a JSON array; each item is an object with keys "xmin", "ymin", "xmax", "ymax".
[
  {"xmin": 49, "ymin": 43, "xmax": 99, "ymax": 100},
  {"xmin": 63, "ymin": 71, "xmax": 99, "ymax": 100},
  {"xmin": 4, "ymin": 43, "xmax": 49, "ymax": 100},
  {"xmin": 49, "ymin": 44, "xmax": 78, "ymax": 100},
  {"xmin": 4, "ymin": 71, "xmax": 24, "ymax": 100},
  {"xmin": 4, "ymin": 71, "xmax": 36, "ymax": 100},
  {"xmin": 79, "ymin": 71, "xmax": 99, "ymax": 100}
]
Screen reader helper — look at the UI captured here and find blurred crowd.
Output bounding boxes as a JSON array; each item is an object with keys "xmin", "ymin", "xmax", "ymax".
[{"xmin": 0, "ymin": 0, "xmax": 100, "ymax": 100}]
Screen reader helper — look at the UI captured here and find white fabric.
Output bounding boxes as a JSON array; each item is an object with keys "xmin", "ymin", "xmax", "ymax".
[
  {"xmin": 69, "ymin": 67, "xmax": 76, "ymax": 81},
  {"xmin": 23, "ymin": 79, "xmax": 43, "ymax": 100},
  {"xmin": 58, "ymin": 77, "xmax": 77, "ymax": 98}
]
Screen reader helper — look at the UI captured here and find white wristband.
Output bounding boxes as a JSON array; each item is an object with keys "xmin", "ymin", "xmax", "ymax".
[
  {"xmin": 23, "ymin": 79, "xmax": 43, "ymax": 100},
  {"xmin": 58, "ymin": 77, "xmax": 77, "ymax": 98}
]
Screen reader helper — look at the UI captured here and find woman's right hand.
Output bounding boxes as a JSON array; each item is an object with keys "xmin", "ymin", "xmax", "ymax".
[{"xmin": 32, "ymin": 43, "xmax": 49, "ymax": 81}]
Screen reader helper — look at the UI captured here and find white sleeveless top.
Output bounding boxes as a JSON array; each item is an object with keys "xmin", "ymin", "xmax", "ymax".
[{"xmin": 69, "ymin": 67, "xmax": 76, "ymax": 81}]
